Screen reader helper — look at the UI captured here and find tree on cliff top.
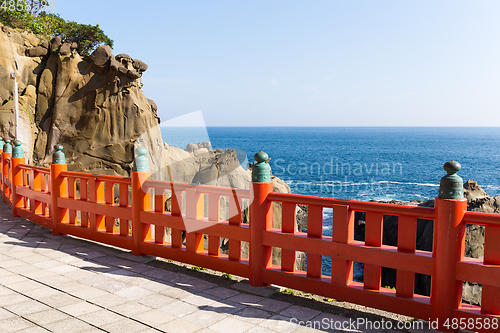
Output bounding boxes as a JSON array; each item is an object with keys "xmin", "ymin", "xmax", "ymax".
[{"xmin": 0, "ymin": 4, "xmax": 113, "ymax": 55}]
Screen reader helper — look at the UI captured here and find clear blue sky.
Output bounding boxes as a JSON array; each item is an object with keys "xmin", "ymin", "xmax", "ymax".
[{"xmin": 53, "ymin": 0, "xmax": 499, "ymax": 126}]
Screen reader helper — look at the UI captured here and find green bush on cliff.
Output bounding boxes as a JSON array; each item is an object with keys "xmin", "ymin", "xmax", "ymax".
[{"xmin": 0, "ymin": 7, "xmax": 113, "ymax": 55}]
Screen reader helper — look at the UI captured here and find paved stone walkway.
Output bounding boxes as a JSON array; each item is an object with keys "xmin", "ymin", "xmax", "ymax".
[{"xmin": 0, "ymin": 201, "xmax": 438, "ymax": 333}]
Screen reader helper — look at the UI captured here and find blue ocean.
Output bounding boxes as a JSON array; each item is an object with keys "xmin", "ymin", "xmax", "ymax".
[
  {"xmin": 161, "ymin": 127, "xmax": 500, "ymax": 200},
  {"xmin": 162, "ymin": 127, "xmax": 500, "ymax": 276}
]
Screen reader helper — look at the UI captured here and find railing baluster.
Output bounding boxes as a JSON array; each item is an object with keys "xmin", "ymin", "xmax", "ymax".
[
  {"xmin": 33, "ymin": 169, "xmax": 42, "ymax": 215},
  {"xmin": 89, "ymin": 178, "xmax": 105, "ymax": 232},
  {"xmin": 186, "ymin": 188, "xmax": 204, "ymax": 253},
  {"xmin": 332, "ymin": 204, "xmax": 354, "ymax": 285},
  {"xmin": 80, "ymin": 179, "xmax": 89, "ymax": 227},
  {"xmin": 481, "ymin": 225, "xmax": 500, "ymax": 313},
  {"xmin": 208, "ymin": 194, "xmax": 221, "ymax": 256},
  {"xmin": 307, "ymin": 205, "xmax": 323, "ymax": 278},
  {"xmin": 170, "ymin": 189, "xmax": 183, "ymax": 248},
  {"xmin": 228, "ymin": 194, "xmax": 241, "ymax": 260},
  {"xmin": 154, "ymin": 189, "xmax": 165, "ymax": 244},
  {"xmin": 396, "ymin": 215, "xmax": 417, "ymax": 296},
  {"xmin": 281, "ymin": 202, "xmax": 297, "ymax": 272},
  {"xmin": 105, "ymin": 182, "xmax": 114, "ymax": 233},
  {"xmin": 119, "ymin": 183, "xmax": 129, "ymax": 236},
  {"xmin": 364, "ymin": 212, "xmax": 383, "ymax": 290},
  {"xmin": 68, "ymin": 178, "xmax": 76, "ymax": 224}
]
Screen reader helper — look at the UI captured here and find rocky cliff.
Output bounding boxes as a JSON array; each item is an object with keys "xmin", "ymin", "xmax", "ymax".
[{"xmin": 0, "ymin": 26, "xmax": 249, "ymax": 185}]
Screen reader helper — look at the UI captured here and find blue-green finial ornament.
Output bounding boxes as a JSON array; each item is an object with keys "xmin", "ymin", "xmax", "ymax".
[
  {"xmin": 133, "ymin": 147, "xmax": 149, "ymax": 172},
  {"xmin": 0, "ymin": 138, "xmax": 4, "ymax": 151},
  {"xmin": 52, "ymin": 144, "xmax": 65, "ymax": 164},
  {"xmin": 3, "ymin": 140, "xmax": 12, "ymax": 153},
  {"xmin": 438, "ymin": 160, "xmax": 464, "ymax": 199},
  {"xmin": 12, "ymin": 140, "xmax": 24, "ymax": 158},
  {"xmin": 252, "ymin": 151, "xmax": 272, "ymax": 183}
]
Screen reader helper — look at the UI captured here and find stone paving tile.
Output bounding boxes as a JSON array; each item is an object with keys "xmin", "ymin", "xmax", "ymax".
[
  {"xmin": 94, "ymin": 279, "xmax": 133, "ymax": 293},
  {"xmin": 0, "ymin": 286, "xmax": 15, "ymax": 297},
  {"xmin": 246, "ymin": 327, "xmax": 278, "ymax": 333},
  {"xmin": 109, "ymin": 301, "xmax": 152, "ymax": 317},
  {"xmin": 44, "ymin": 317, "xmax": 97, "ymax": 332},
  {"xmin": 69, "ymin": 286, "xmax": 109, "ymax": 299},
  {"xmin": 280, "ymin": 305, "xmax": 322, "ymax": 321},
  {"xmin": 21, "ymin": 269, "xmax": 58, "ymax": 280},
  {"xmin": 23, "ymin": 309, "xmax": 73, "ymax": 325},
  {"xmin": 100, "ymin": 318, "xmax": 152, "ymax": 333},
  {"xmin": 0, "ymin": 316, "xmax": 35, "ymax": 332},
  {"xmin": 58, "ymin": 301, "xmax": 102, "ymax": 317},
  {"xmin": 307, "ymin": 312, "xmax": 351, "ymax": 332},
  {"xmin": 137, "ymin": 293, "xmax": 176, "ymax": 308},
  {"xmin": 196, "ymin": 329, "xmax": 219, "ymax": 333},
  {"xmin": 3, "ymin": 299, "xmax": 51, "ymax": 315},
  {"xmin": 209, "ymin": 316, "xmax": 256, "ymax": 333},
  {"xmin": 158, "ymin": 285, "xmax": 194, "ymax": 299},
  {"xmin": 19, "ymin": 254, "xmax": 50, "ymax": 264},
  {"xmin": 87, "ymin": 293, "xmax": 130, "ymax": 308},
  {"xmin": 115, "ymin": 285, "xmax": 154, "ymax": 301},
  {"xmin": 0, "ymin": 273, "xmax": 29, "ymax": 285},
  {"xmin": 157, "ymin": 318, "xmax": 204, "ymax": 333},
  {"xmin": 38, "ymin": 293, "xmax": 81, "ymax": 308},
  {"xmin": 234, "ymin": 307, "xmax": 272, "ymax": 324},
  {"xmin": 138, "ymin": 279, "xmax": 171, "ymax": 292},
  {"xmin": 47, "ymin": 263, "xmax": 80, "ymax": 274},
  {"xmin": 182, "ymin": 293, "xmax": 219, "ymax": 306},
  {"xmin": 182, "ymin": 309, "xmax": 227, "ymax": 327},
  {"xmin": 199, "ymin": 299, "xmax": 248, "ymax": 314},
  {"xmin": 77, "ymin": 309, "xmax": 124, "ymax": 326},
  {"xmin": 225, "ymin": 293, "xmax": 265, "ymax": 306},
  {"xmin": 63, "ymin": 269, "xmax": 98, "ymax": 281},
  {"xmin": 0, "ymin": 293, "xmax": 31, "ymax": 306},
  {"xmin": 16, "ymin": 326, "xmax": 51, "ymax": 333},
  {"xmin": 159, "ymin": 300, "xmax": 198, "ymax": 317},
  {"xmin": 6, "ymin": 280, "xmax": 43, "ymax": 293},
  {"xmin": 203, "ymin": 287, "xmax": 240, "ymax": 299},
  {"xmin": 254, "ymin": 298, "xmax": 292, "ymax": 313},
  {"xmin": 259, "ymin": 314, "xmax": 296, "ymax": 332},
  {"xmin": 179, "ymin": 277, "xmax": 217, "ymax": 291},
  {"xmin": 131, "ymin": 308, "xmax": 176, "ymax": 326},
  {"xmin": 0, "ymin": 307, "xmax": 16, "ymax": 320}
]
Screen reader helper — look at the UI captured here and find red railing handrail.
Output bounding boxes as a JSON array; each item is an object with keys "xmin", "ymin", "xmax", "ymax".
[
  {"xmin": 18, "ymin": 164, "xmax": 50, "ymax": 173},
  {"xmin": 59, "ymin": 170, "xmax": 132, "ymax": 184},
  {"xmin": 143, "ymin": 179, "xmax": 250, "ymax": 198},
  {"xmin": 268, "ymin": 192, "xmax": 435, "ymax": 218},
  {"xmin": 463, "ymin": 210, "xmax": 500, "ymax": 227}
]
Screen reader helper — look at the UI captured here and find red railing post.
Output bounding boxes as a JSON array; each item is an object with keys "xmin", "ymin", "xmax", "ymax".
[
  {"xmin": 431, "ymin": 161, "xmax": 467, "ymax": 332},
  {"xmin": 131, "ymin": 147, "xmax": 151, "ymax": 256},
  {"xmin": 249, "ymin": 151, "xmax": 273, "ymax": 287},
  {"xmin": 50, "ymin": 145, "xmax": 68, "ymax": 236},
  {"xmin": 11, "ymin": 141, "xmax": 26, "ymax": 217},
  {"xmin": 2, "ymin": 140, "xmax": 12, "ymax": 203}
]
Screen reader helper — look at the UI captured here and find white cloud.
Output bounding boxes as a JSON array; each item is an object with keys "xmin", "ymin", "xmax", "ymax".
[{"xmin": 271, "ymin": 79, "xmax": 279, "ymax": 86}]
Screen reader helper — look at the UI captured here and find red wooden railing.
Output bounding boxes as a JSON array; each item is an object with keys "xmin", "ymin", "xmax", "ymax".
[{"xmin": 0, "ymin": 141, "xmax": 499, "ymax": 332}]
